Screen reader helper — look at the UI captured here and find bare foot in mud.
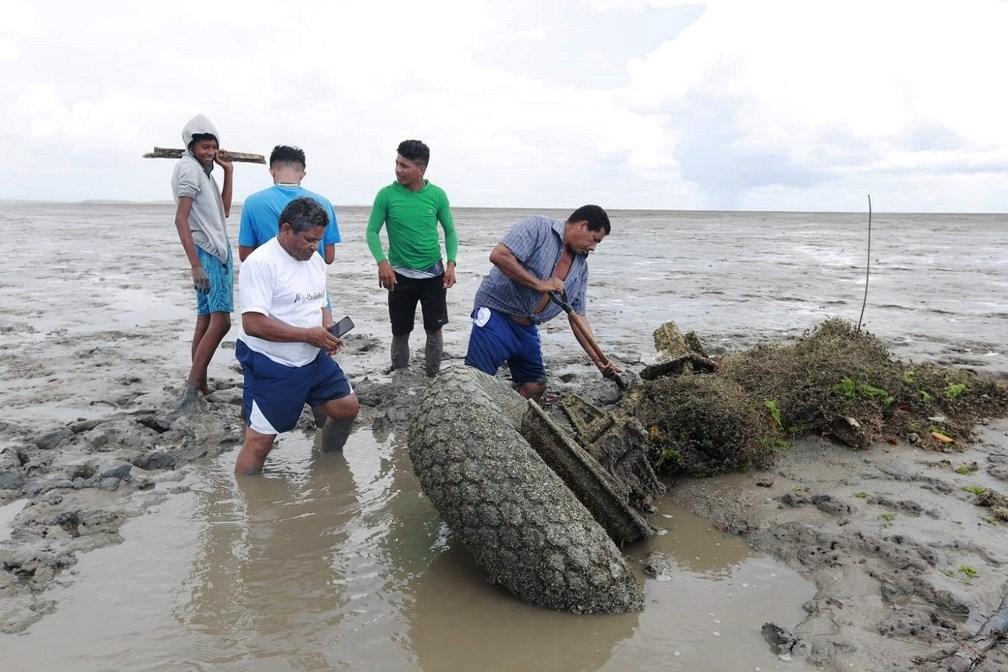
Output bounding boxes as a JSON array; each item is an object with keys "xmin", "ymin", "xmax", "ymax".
[{"xmin": 167, "ymin": 383, "xmax": 201, "ymax": 420}]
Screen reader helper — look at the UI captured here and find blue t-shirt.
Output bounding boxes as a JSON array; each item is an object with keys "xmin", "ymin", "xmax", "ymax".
[{"xmin": 239, "ymin": 185, "xmax": 341, "ymax": 259}]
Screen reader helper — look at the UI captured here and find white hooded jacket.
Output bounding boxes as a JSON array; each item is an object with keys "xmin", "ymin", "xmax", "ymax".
[{"xmin": 170, "ymin": 114, "xmax": 230, "ymax": 263}]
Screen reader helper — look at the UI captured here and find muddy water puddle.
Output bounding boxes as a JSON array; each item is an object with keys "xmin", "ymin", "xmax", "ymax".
[
  {"xmin": 4, "ymin": 429, "xmax": 813, "ymax": 671},
  {"xmin": 0, "ymin": 499, "xmax": 28, "ymax": 543}
]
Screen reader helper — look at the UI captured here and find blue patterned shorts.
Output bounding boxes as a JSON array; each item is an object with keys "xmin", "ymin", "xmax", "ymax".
[{"xmin": 194, "ymin": 246, "xmax": 234, "ymax": 315}]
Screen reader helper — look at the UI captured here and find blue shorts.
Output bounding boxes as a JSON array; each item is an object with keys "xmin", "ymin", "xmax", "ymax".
[
  {"xmin": 235, "ymin": 340, "xmax": 353, "ymax": 435},
  {"xmin": 464, "ymin": 307, "xmax": 546, "ymax": 385},
  {"xmin": 195, "ymin": 246, "xmax": 234, "ymax": 315}
]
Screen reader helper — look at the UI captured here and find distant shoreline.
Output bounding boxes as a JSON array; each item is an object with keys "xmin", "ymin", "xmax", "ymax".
[{"xmin": 0, "ymin": 199, "xmax": 1004, "ymax": 216}]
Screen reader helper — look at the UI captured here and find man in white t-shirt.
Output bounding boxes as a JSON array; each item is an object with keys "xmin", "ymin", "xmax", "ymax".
[{"xmin": 234, "ymin": 197, "xmax": 359, "ymax": 475}]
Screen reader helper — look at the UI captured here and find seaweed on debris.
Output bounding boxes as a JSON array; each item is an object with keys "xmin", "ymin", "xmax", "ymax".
[
  {"xmin": 720, "ymin": 318, "xmax": 1008, "ymax": 446},
  {"xmin": 631, "ymin": 318, "xmax": 1008, "ymax": 477},
  {"xmin": 630, "ymin": 372, "xmax": 778, "ymax": 477}
]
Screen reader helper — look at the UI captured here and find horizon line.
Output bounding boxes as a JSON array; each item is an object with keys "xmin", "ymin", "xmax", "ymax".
[{"xmin": 1, "ymin": 198, "xmax": 1004, "ymax": 216}]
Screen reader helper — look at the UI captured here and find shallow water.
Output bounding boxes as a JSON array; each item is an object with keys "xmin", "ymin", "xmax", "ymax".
[
  {"xmin": 0, "ymin": 499, "xmax": 28, "ymax": 543},
  {"xmin": 4, "ymin": 428, "xmax": 814, "ymax": 671}
]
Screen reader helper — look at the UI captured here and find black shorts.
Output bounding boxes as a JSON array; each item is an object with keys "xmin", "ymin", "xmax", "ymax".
[{"xmin": 388, "ymin": 273, "xmax": 448, "ymax": 335}]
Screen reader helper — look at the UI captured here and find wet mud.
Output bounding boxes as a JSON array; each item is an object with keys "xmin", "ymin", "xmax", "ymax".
[{"xmin": 1, "ymin": 204, "xmax": 1007, "ymax": 670}]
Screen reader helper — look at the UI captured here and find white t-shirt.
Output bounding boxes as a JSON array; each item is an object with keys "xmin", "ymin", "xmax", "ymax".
[{"xmin": 238, "ymin": 237, "xmax": 328, "ymax": 367}]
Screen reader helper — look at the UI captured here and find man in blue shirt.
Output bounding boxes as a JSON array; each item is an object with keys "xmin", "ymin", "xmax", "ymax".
[
  {"xmin": 465, "ymin": 205, "xmax": 619, "ymax": 400},
  {"xmin": 239, "ymin": 145, "xmax": 342, "ymax": 428},
  {"xmin": 239, "ymin": 145, "xmax": 341, "ymax": 266}
]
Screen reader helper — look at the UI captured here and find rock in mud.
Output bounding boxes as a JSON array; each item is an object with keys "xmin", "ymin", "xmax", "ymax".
[
  {"xmin": 407, "ymin": 366, "xmax": 644, "ymax": 614},
  {"xmin": 0, "ymin": 470, "xmax": 25, "ymax": 490},
  {"xmin": 35, "ymin": 429, "xmax": 72, "ymax": 451},
  {"xmin": 132, "ymin": 451, "xmax": 176, "ymax": 471},
  {"xmin": 762, "ymin": 622, "xmax": 801, "ymax": 656},
  {"xmin": 98, "ymin": 462, "xmax": 132, "ymax": 481},
  {"xmin": 642, "ymin": 551, "xmax": 673, "ymax": 581}
]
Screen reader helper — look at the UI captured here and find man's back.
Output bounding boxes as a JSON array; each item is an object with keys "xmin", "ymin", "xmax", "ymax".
[{"xmin": 240, "ymin": 185, "xmax": 341, "ymax": 253}]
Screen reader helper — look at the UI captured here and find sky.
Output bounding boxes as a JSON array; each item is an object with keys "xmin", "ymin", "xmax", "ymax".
[{"xmin": 2, "ymin": 0, "xmax": 1007, "ymax": 212}]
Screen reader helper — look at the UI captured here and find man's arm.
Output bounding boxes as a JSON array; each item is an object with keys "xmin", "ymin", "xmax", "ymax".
[
  {"xmin": 439, "ymin": 193, "xmax": 458, "ymax": 289},
  {"xmin": 566, "ymin": 312, "xmax": 621, "ymax": 377},
  {"xmin": 488, "ymin": 243, "xmax": 565, "ymax": 295},
  {"xmin": 322, "ymin": 203, "xmax": 341, "ymax": 266},
  {"xmin": 215, "ymin": 154, "xmax": 234, "ymax": 217},
  {"xmin": 365, "ymin": 190, "xmax": 396, "ymax": 289},
  {"xmin": 237, "ymin": 195, "xmax": 258, "ymax": 261},
  {"xmin": 174, "ymin": 197, "xmax": 210, "ymax": 293},
  {"xmin": 242, "ymin": 312, "xmax": 343, "ymax": 354}
]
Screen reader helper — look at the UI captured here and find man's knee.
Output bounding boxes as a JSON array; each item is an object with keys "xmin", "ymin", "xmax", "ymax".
[
  {"xmin": 324, "ymin": 393, "xmax": 359, "ymax": 420},
  {"xmin": 210, "ymin": 312, "xmax": 231, "ymax": 330}
]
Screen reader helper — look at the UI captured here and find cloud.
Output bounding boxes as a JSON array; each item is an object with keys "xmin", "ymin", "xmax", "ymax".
[
  {"xmin": 0, "ymin": 0, "xmax": 1006, "ymax": 211},
  {"xmin": 621, "ymin": 0, "xmax": 1008, "ymax": 209}
]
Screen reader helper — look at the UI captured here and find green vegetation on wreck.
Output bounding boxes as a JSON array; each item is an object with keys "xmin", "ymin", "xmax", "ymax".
[{"xmin": 632, "ymin": 318, "xmax": 1008, "ymax": 477}]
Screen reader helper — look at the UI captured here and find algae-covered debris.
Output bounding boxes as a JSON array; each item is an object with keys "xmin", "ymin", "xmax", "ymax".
[
  {"xmin": 720, "ymin": 318, "xmax": 1008, "ymax": 445},
  {"xmin": 630, "ymin": 372, "xmax": 778, "ymax": 477},
  {"xmin": 631, "ymin": 318, "xmax": 1008, "ymax": 477}
]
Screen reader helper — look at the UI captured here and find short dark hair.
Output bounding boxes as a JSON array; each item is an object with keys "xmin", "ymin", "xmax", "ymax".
[
  {"xmin": 279, "ymin": 197, "xmax": 328, "ymax": 233},
  {"xmin": 270, "ymin": 145, "xmax": 306, "ymax": 168},
  {"xmin": 397, "ymin": 139, "xmax": 429, "ymax": 166},
  {"xmin": 188, "ymin": 133, "xmax": 217, "ymax": 148},
  {"xmin": 567, "ymin": 205, "xmax": 611, "ymax": 235}
]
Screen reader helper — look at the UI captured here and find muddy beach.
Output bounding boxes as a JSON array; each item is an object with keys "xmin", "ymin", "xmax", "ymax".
[{"xmin": 1, "ymin": 203, "xmax": 1006, "ymax": 671}]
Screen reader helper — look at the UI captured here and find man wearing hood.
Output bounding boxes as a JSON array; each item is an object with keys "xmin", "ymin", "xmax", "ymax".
[{"xmin": 171, "ymin": 114, "xmax": 235, "ymax": 410}]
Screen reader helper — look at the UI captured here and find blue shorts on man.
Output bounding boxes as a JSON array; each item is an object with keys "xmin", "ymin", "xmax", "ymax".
[
  {"xmin": 464, "ymin": 307, "xmax": 546, "ymax": 384},
  {"xmin": 236, "ymin": 340, "xmax": 352, "ymax": 434},
  {"xmin": 194, "ymin": 246, "xmax": 234, "ymax": 315}
]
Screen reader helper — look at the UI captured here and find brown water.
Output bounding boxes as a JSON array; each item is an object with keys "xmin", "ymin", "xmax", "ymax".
[{"xmin": 4, "ymin": 426, "xmax": 814, "ymax": 671}]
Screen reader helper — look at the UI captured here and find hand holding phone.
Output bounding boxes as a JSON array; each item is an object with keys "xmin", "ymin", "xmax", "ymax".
[{"xmin": 328, "ymin": 315, "xmax": 355, "ymax": 338}]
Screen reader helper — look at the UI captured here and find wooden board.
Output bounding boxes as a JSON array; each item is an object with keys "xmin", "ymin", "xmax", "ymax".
[{"xmin": 142, "ymin": 147, "xmax": 265, "ymax": 164}]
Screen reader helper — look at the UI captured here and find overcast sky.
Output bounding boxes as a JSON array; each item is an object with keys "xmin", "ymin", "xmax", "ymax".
[{"xmin": 2, "ymin": 0, "xmax": 1007, "ymax": 211}]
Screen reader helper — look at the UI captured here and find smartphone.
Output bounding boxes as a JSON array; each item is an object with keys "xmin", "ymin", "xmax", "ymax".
[{"xmin": 328, "ymin": 315, "xmax": 355, "ymax": 338}]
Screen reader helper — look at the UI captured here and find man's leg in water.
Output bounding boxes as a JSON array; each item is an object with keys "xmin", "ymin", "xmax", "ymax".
[
  {"xmin": 319, "ymin": 393, "xmax": 359, "ymax": 452},
  {"xmin": 235, "ymin": 427, "xmax": 276, "ymax": 475},
  {"xmin": 185, "ymin": 311, "xmax": 231, "ymax": 400}
]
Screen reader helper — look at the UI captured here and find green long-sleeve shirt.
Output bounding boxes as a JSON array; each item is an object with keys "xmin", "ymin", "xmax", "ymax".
[{"xmin": 366, "ymin": 180, "xmax": 457, "ymax": 271}]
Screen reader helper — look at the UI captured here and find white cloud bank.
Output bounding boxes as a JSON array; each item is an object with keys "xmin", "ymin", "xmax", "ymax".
[{"xmin": 1, "ymin": 0, "xmax": 1005, "ymax": 211}]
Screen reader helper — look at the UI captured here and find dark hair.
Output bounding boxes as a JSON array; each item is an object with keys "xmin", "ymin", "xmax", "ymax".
[
  {"xmin": 188, "ymin": 133, "xmax": 218, "ymax": 148},
  {"xmin": 567, "ymin": 204, "xmax": 611, "ymax": 235},
  {"xmin": 397, "ymin": 139, "xmax": 429, "ymax": 166},
  {"xmin": 270, "ymin": 145, "xmax": 306, "ymax": 168},
  {"xmin": 279, "ymin": 197, "xmax": 328, "ymax": 233}
]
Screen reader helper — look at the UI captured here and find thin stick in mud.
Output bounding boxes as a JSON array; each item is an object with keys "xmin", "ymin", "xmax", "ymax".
[{"xmin": 856, "ymin": 193, "xmax": 871, "ymax": 334}]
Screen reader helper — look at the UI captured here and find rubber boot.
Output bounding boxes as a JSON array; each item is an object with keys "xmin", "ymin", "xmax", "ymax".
[
  {"xmin": 390, "ymin": 333, "xmax": 410, "ymax": 370},
  {"xmin": 424, "ymin": 330, "xmax": 443, "ymax": 377},
  {"xmin": 320, "ymin": 417, "xmax": 354, "ymax": 453}
]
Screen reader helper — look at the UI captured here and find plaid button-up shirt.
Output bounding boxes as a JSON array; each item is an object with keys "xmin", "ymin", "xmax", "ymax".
[{"xmin": 472, "ymin": 216, "xmax": 589, "ymax": 324}]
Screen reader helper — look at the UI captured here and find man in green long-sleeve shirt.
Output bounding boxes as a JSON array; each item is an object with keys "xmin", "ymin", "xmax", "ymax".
[{"xmin": 366, "ymin": 139, "xmax": 458, "ymax": 376}]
